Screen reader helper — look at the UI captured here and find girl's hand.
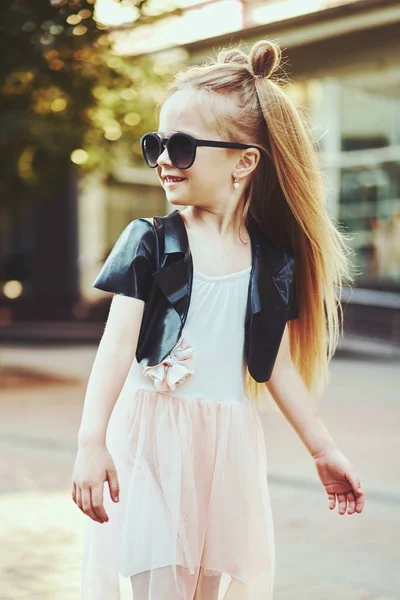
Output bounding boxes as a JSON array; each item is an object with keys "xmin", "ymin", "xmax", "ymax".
[
  {"xmin": 71, "ymin": 444, "xmax": 120, "ymax": 523},
  {"xmin": 312, "ymin": 447, "xmax": 365, "ymax": 515}
]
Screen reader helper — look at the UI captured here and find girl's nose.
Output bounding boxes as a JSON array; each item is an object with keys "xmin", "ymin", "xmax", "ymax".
[{"xmin": 157, "ymin": 145, "xmax": 172, "ymax": 167}]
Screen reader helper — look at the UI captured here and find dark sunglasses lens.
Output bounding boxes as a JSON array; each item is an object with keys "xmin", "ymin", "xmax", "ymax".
[
  {"xmin": 169, "ymin": 134, "xmax": 194, "ymax": 169},
  {"xmin": 142, "ymin": 135, "xmax": 160, "ymax": 167}
]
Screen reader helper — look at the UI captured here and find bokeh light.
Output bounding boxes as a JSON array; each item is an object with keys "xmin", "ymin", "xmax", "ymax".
[
  {"xmin": 78, "ymin": 9, "xmax": 92, "ymax": 19},
  {"xmin": 51, "ymin": 98, "xmax": 67, "ymax": 112},
  {"xmin": 49, "ymin": 24, "xmax": 64, "ymax": 35},
  {"xmin": 41, "ymin": 20, "xmax": 55, "ymax": 30},
  {"xmin": 92, "ymin": 85, "xmax": 107, "ymax": 99},
  {"xmin": 95, "ymin": 0, "xmax": 139, "ymax": 27},
  {"xmin": 120, "ymin": 88, "xmax": 137, "ymax": 101},
  {"xmin": 106, "ymin": 56, "xmax": 123, "ymax": 69},
  {"xmin": 66, "ymin": 14, "xmax": 81, "ymax": 25},
  {"xmin": 123, "ymin": 112, "xmax": 141, "ymax": 126},
  {"xmin": 21, "ymin": 21, "xmax": 36, "ymax": 32},
  {"xmin": 3, "ymin": 281, "xmax": 23, "ymax": 300},
  {"xmin": 49, "ymin": 59, "xmax": 65, "ymax": 71},
  {"xmin": 104, "ymin": 126, "xmax": 122, "ymax": 141},
  {"xmin": 72, "ymin": 25, "xmax": 88, "ymax": 36},
  {"xmin": 40, "ymin": 33, "xmax": 54, "ymax": 45},
  {"xmin": 70, "ymin": 149, "xmax": 89, "ymax": 165}
]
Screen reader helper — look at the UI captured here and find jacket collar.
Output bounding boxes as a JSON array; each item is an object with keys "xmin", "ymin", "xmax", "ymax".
[{"xmin": 153, "ymin": 208, "xmax": 294, "ymax": 319}]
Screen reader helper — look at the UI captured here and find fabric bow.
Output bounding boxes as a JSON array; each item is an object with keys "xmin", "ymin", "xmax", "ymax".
[{"xmin": 142, "ymin": 331, "xmax": 196, "ymax": 392}]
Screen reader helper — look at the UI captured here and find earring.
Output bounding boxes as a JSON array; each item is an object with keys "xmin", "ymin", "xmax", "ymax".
[{"xmin": 233, "ymin": 176, "xmax": 240, "ymax": 189}]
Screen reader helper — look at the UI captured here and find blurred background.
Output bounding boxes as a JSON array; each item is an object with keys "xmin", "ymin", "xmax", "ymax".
[{"xmin": 0, "ymin": 1, "xmax": 399, "ymax": 599}]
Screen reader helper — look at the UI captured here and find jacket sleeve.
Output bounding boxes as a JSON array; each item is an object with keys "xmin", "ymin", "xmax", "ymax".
[
  {"xmin": 284, "ymin": 246, "xmax": 299, "ymax": 321},
  {"xmin": 286, "ymin": 269, "xmax": 299, "ymax": 320},
  {"xmin": 92, "ymin": 218, "xmax": 157, "ymax": 302}
]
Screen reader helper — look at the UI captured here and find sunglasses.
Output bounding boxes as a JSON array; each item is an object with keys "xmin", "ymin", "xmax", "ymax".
[{"xmin": 140, "ymin": 131, "xmax": 263, "ymax": 170}]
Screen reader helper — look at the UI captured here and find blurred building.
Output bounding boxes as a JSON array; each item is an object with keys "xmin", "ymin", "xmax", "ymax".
[
  {"xmin": 98, "ymin": 0, "xmax": 400, "ymax": 341},
  {"xmin": 118, "ymin": 0, "xmax": 400, "ymax": 342},
  {"xmin": 1, "ymin": 0, "xmax": 399, "ymax": 343}
]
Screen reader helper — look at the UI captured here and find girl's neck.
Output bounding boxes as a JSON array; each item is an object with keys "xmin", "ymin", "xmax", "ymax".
[{"xmin": 180, "ymin": 205, "xmax": 249, "ymax": 243}]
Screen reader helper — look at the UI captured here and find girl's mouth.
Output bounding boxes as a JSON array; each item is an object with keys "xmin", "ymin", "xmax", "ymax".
[{"xmin": 164, "ymin": 176, "xmax": 186, "ymax": 187}]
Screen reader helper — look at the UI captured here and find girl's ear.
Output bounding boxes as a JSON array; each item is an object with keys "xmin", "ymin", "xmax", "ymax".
[{"xmin": 235, "ymin": 147, "xmax": 260, "ymax": 179}]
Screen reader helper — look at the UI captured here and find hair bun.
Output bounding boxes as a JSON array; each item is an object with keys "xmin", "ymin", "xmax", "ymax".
[
  {"xmin": 217, "ymin": 48, "xmax": 249, "ymax": 68},
  {"xmin": 249, "ymin": 40, "xmax": 281, "ymax": 79}
]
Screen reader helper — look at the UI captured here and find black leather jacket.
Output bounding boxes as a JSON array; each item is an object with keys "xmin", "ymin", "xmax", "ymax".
[{"xmin": 93, "ymin": 208, "xmax": 299, "ymax": 383}]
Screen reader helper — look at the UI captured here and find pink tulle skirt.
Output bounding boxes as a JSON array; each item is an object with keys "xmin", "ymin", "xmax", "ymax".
[{"xmin": 80, "ymin": 387, "xmax": 276, "ymax": 600}]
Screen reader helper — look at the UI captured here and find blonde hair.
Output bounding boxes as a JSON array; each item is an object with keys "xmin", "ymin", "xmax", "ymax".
[{"xmin": 160, "ymin": 39, "xmax": 355, "ymax": 411}]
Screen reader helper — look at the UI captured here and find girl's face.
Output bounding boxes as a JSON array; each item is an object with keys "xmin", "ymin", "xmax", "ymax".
[{"xmin": 156, "ymin": 89, "xmax": 241, "ymax": 210}]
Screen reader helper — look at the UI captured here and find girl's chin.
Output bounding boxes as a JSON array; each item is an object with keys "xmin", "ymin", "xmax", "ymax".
[
  {"xmin": 167, "ymin": 197, "xmax": 187, "ymax": 205},
  {"xmin": 165, "ymin": 186, "xmax": 187, "ymax": 199}
]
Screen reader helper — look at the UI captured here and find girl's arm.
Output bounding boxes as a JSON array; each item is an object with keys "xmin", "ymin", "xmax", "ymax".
[
  {"xmin": 72, "ymin": 294, "xmax": 145, "ymax": 524},
  {"xmin": 266, "ymin": 325, "xmax": 337, "ymax": 458},
  {"xmin": 266, "ymin": 325, "xmax": 365, "ymax": 515},
  {"xmin": 78, "ymin": 294, "xmax": 145, "ymax": 448}
]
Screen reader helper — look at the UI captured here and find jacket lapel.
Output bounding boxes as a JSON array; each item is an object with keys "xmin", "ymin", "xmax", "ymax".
[
  {"xmin": 246, "ymin": 219, "xmax": 295, "ymax": 322},
  {"xmin": 152, "ymin": 209, "xmax": 192, "ymax": 318},
  {"xmin": 153, "ymin": 209, "xmax": 295, "ymax": 324},
  {"xmin": 245, "ymin": 220, "xmax": 296, "ymax": 382}
]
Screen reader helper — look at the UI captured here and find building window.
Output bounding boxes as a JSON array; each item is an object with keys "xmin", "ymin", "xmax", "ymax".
[
  {"xmin": 340, "ymin": 163, "xmax": 400, "ymax": 284},
  {"xmin": 338, "ymin": 81, "xmax": 400, "ymax": 289}
]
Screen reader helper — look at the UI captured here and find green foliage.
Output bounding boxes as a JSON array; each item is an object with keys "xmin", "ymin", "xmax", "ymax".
[{"xmin": 0, "ymin": 0, "xmax": 185, "ymax": 204}]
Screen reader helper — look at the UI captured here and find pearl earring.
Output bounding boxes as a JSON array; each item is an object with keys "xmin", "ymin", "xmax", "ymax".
[{"xmin": 233, "ymin": 176, "xmax": 240, "ymax": 189}]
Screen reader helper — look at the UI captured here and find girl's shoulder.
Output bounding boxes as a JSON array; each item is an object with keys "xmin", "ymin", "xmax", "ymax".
[
  {"xmin": 141, "ymin": 216, "xmax": 155, "ymax": 227},
  {"xmin": 92, "ymin": 216, "xmax": 158, "ymax": 300}
]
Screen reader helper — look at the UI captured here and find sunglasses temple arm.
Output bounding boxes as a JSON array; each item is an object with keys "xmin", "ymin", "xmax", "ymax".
[{"xmin": 197, "ymin": 141, "xmax": 256, "ymax": 150}]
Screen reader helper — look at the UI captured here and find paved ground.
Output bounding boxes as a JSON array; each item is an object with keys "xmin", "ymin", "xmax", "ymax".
[{"xmin": 0, "ymin": 344, "xmax": 399, "ymax": 600}]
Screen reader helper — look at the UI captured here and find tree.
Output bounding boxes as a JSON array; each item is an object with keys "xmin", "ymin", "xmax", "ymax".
[{"xmin": 0, "ymin": 0, "xmax": 184, "ymax": 208}]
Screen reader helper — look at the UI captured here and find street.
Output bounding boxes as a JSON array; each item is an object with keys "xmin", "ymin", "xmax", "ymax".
[{"xmin": 0, "ymin": 345, "xmax": 399, "ymax": 599}]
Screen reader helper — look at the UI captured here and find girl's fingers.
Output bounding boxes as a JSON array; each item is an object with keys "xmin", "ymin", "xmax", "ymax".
[
  {"xmin": 346, "ymin": 492, "xmax": 356, "ymax": 514},
  {"xmin": 328, "ymin": 491, "xmax": 364, "ymax": 515},
  {"xmin": 328, "ymin": 493, "xmax": 336, "ymax": 510},
  {"xmin": 106, "ymin": 467, "xmax": 120, "ymax": 503},
  {"xmin": 72, "ymin": 481, "xmax": 77, "ymax": 503},
  {"xmin": 346, "ymin": 470, "xmax": 364, "ymax": 496},
  {"xmin": 346, "ymin": 470, "xmax": 365, "ymax": 513},
  {"xmin": 355, "ymin": 491, "xmax": 366, "ymax": 513},
  {"xmin": 337, "ymin": 493, "xmax": 347, "ymax": 515},
  {"xmin": 82, "ymin": 486, "xmax": 102, "ymax": 523},
  {"xmin": 76, "ymin": 485, "xmax": 82, "ymax": 511},
  {"xmin": 91, "ymin": 487, "xmax": 109, "ymax": 523},
  {"xmin": 326, "ymin": 471, "xmax": 365, "ymax": 515}
]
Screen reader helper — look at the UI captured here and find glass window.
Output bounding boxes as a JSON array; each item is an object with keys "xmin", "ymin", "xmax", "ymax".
[
  {"xmin": 340, "ymin": 85, "xmax": 400, "ymax": 151},
  {"xmin": 338, "ymin": 78, "xmax": 400, "ymax": 287},
  {"xmin": 339, "ymin": 162, "xmax": 400, "ymax": 284}
]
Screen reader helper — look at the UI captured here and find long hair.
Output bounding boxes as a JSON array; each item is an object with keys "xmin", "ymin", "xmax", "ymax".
[{"xmin": 159, "ymin": 39, "xmax": 355, "ymax": 410}]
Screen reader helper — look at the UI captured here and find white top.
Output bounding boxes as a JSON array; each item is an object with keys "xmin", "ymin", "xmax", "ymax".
[
  {"xmin": 82, "ymin": 263, "xmax": 276, "ymax": 600},
  {"xmin": 124, "ymin": 265, "xmax": 252, "ymax": 403}
]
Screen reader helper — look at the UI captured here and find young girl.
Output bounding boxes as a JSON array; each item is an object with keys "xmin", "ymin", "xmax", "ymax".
[{"xmin": 72, "ymin": 39, "xmax": 365, "ymax": 600}]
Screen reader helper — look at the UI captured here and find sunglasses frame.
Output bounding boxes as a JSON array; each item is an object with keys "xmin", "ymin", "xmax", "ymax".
[{"xmin": 140, "ymin": 131, "xmax": 265, "ymax": 170}]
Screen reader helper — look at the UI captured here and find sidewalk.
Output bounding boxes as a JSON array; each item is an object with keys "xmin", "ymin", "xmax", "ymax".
[
  {"xmin": 0, "ymin": 343, "xmax": 399, "ymax": 599},
  {"xmin": 1, "ymin": 341, "xmax": 399, "ymax": 498}
]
